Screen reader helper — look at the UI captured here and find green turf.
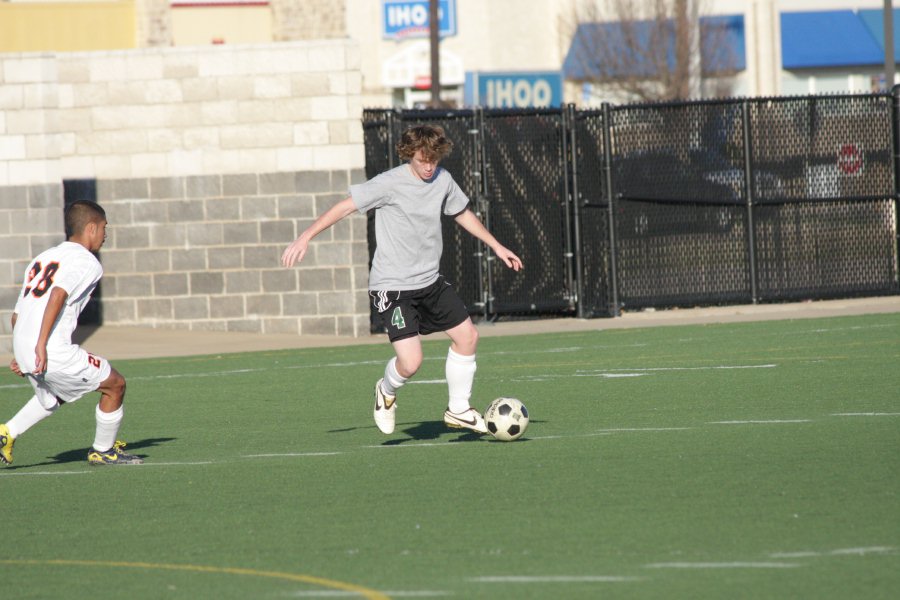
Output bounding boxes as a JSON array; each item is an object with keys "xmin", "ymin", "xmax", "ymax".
[{"xmin": 1, "ymin": 313, "xmax": 898, "ymax": 599}]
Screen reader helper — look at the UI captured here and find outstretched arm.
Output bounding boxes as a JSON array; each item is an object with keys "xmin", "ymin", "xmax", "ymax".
[
  {"xmin": 454, "ymin": 209, "xmax": 523, "ymax": 272},
  {"xmin": 281, "ymin": 197, "xmax": 357, "ymax": 267}
]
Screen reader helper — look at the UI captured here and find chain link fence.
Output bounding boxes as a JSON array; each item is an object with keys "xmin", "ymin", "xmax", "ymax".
[{"xmin": 362, "ymin": 90, "xmax": 900, "ymax": 329}]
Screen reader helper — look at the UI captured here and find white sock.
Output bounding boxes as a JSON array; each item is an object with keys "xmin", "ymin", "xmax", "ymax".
[
  {"xmin": 93, "ymin": 405, "xmax": 123, "ymax": 452},
  {"xmin": 381, "ymin": 357, "xmax": 407, "ymax": 397},
  {"xmin": 446, "ymin": 348, "xmax": 477, "ymax": 414},
  {"xmin": 6, "ymin": 395, "xmax": 57, "ymax": 438}
]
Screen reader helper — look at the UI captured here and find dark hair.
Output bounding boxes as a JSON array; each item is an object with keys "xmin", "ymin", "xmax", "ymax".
[
  {"xmin": 64, "ymin": 200, "xmax": 106, "ymax": 239},
  {"xmin": 395, "ymin": 125, "xmax": 453, "ymax": 162}
]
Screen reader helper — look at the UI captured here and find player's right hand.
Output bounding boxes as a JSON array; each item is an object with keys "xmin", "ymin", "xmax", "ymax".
[
  {"xmin": 281, "ymin": 237, "xmax": 309, "ymax": 267},
  {"xmin": 33, "ymin": 346, "xmax": 48, "ymax": 375}
]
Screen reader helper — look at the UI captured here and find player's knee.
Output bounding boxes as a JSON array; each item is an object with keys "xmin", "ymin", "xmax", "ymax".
[
  {"xmin": 468, "ymin": 326, "xmax": 480, "ymax": 349},
  {"xmin": 457, "ymin": 325, "xmax": 479, "ymax": 354},
  {"xmin": 396, "ymin": 356, "xmax": 422, "ymax": 378},
  {"xmin": 103, "ymin": 370, "xmax": 127, "ymax": 400}
]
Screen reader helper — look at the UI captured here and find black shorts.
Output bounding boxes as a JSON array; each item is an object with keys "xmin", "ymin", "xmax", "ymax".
[{"xmin": 370, "ymin": 276, "xmax": 470, "ymax": 342}]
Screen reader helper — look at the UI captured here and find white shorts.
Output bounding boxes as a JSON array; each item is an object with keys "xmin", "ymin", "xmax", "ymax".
[{"xmin": 26, "ymin": 346, "xmax": 111, "ymax": 409}]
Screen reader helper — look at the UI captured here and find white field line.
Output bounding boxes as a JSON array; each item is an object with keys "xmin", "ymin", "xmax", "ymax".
[
  {"xmin": 802, "ymin": 323, "xmax": 898, "ymax": 334},
  {"xmin": 770, "ymin": 546, "xmax": 895, "ymax": 558},
  {"xmin": 488, "ymin": 343, "xmax": 650, "ymax": 356},
  {"xmin": 0, "ymin": 417, "xmax": 830, "ymax": 474},
  {"xmin": 124, "ymin": 359, "xmax": 389, "ymax": 383},
  {"xmin": 99, "ymin": 343, "xmax": 653, "ymax": 384},
  {"xmin": 829, "ymin": 546, "xmax": 896, "ymax": 556},
  {"xmin": 138, "ymin": 461, "xmax": 215, "ymax": 466},
  {"xmin": 58, "ymin": 353, "xmax": 781, "ymax": 387},
  {"xmin": 587, "ymin": 364, "xmax": 777, "ymax": 372},
  {"xmin": 645, "ymin": 562, "xmax": 800, "ymax": 569},
  {"xmin": 0, "ymin": 470, "xmax": 91, "ymax": 477},
  {"xmin": 831, "ymin": 412, "xmax": 900, "ymax": 417},
  {"xmin": 0, "ymin": 382, "xmax": 30, "ymax": 390},
  {"xmin": 1, "ymin": 358, "xmax": 390, "ymax": 388},
  {"xmin": 0, "ymin": 453, "xmax": 339, "ymax": 475},
  {"xmin": 0, "ymin": 359, "xmax": 779, "ymax": 389},
  {"xmin": 598, "ymin": 427, "xmax": 693, "ymax": 432},
  {"xmin": 580, "ymin": 373, "xmax": 646, "ymax": 378},
  {"xmin": 519, "ymin": 432, "xmax": 614, "ymax": 441},
  {"xmin": 168, "ymin": 453, "xmax": 341, "ymax": 462},
  {"xmin": 515, "ymin": 364, "xmax": 777, "ymax": 382},
  {"xmin": 470, "ymin": 575, "xmax": 642, "ymax": 583},
  {"xmin": 709, "ymin": 420, "xmax": 812, "ymax": 425},
  {"xmin": 5, "ymin": 319, "xmax": 893, "ymax": 387},
  {"xmin": 241, "ymin": 452, "xmax": 341, "ymax": 458}
]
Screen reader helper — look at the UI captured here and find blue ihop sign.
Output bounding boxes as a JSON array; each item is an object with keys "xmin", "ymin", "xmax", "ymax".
[
  {"xmin": 465, "ymin": 71, "xmax": 563, "ymax": 108},
  {"xmin": 383, "ymin": 0, "xmax": 457, "ymax": 40}
]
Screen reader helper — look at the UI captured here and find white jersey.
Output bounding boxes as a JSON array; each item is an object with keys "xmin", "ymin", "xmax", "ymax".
[{"xmin": 13, "ymin": 241, "xmax": 103, "ymax": 373}]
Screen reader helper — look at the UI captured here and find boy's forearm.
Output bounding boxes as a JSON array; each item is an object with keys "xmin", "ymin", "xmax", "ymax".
[
  {"xmin": 36, "ymin": 288, "xmax": 68, "ymax": 348},
  {"xmin": 300, "ymin": 197, "xmax": 356, "ymax": 242},
  {"xmin": 455, "ymin": 209, "xmax": 501, "ymax": 249}
]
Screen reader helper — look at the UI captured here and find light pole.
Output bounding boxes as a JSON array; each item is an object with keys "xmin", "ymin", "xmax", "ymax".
[
  {"xmin": 885, "ymin": 0, "xmax": 896, "ymax": 89},
  {"xmin": 429, "ymin": 0, "xmax": 441, "ymax": 106}
]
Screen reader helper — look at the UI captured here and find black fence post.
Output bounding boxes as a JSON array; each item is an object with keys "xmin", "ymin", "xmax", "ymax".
[
  {"xmin": 468, "ymin": 109, "xmax": 488, "ymax": 317},
  {"xmin": 473, "ymin": 107, "xmax": 493, "ymax": 318},
  {"xmin": 601, "ymin": 102, "xmax": 620, "ymax": 316},
  {"xmin": 386, "ymin": 110, "xmax": 396, "ymax": 169},
  {"xmin": 562, "ymin": 104, "xmax": 578, "ymax": 315},
  {"xmin": 568, "ymin": 104, "xmax": 586, "ymax": 318},
  {"xmin": 893, "ymin": 85, "xmax": 900, "ymax": 285},
  {"xmin": 741, "ymin": 100, "xmax": 759, "ymax": 304}
]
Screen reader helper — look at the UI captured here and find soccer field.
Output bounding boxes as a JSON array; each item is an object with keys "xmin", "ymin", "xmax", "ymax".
[{"xmin": 1, "ymin": 313, "xmax": 898, "ymax": 599}]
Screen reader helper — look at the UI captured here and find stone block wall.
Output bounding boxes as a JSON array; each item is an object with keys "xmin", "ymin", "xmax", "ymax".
[
  {"xmin": 92, "ymin": 168, "xmax": 369, "ymax": 336},
  {"xmin": 0, "ymin": 40, "xmax": 369, "ymax": 356}
]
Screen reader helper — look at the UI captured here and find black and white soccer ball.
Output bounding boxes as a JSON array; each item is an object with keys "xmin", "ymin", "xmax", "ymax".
[{"xmin": 484, "ymin": 397, "xmax": 529, "ymax": 441}]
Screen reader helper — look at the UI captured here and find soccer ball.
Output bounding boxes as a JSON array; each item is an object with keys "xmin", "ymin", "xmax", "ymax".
[{"xmin": 484, "ymin": 397, "xmax": 529, "ymax": 441}]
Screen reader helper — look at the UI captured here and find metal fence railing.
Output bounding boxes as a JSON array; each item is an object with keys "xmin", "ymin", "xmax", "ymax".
[{"xmin": 362, "ymin": 89, "xmax": 900, "ymax": 329}]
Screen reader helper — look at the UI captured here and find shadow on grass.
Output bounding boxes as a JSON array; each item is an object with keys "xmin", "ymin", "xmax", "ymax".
[
  {"xmin": 328, "ymin": 420, "xmax": 483, "ymax": 444},
  {"xmin": 383, "ymin": 420, "xmax": 483, "ymax": 445},
  {"xmin": 4, "ymin": 437, "xmax": 176, "ymax": 470}
]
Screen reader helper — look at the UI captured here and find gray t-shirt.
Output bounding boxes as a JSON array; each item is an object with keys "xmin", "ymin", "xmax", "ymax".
[{"xmin": 351, "ymin": 163, "xmax": 470, "ymax": 291}]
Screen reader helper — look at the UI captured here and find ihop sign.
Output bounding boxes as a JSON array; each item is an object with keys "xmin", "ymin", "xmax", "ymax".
[
  {"xmin": 383, "ymin": 0, "xmax": 457, "ymax": 39},
  {"xmin": 465, "ymin": 71, "xmax": 563, "ymax": 108}
]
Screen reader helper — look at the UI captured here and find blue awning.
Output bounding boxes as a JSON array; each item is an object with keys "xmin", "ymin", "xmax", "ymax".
[
  {"xmin": 781, "ymin": 9, "xmax": 898, "ymax": 69},
  {"xmin": 858, "ymin": 8, "xmax": 900, "ymax": 60},
  {"xmin": 563, "ymin": 15, "xmax": 745, "ymax": 81}
]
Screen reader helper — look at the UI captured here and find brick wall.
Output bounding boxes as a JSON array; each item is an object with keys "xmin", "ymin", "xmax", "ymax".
[
  {"xmin": 92, "ymin": 168, "xmax": 369, "ymax": 336},
  {"xmin": 0, "ymin": 40, "xmax": 369, "ymax": 356}
]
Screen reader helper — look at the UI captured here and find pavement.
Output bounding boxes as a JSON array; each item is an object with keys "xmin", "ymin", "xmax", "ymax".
[{"xmin": 4, "ymin": 295, "xmax": 896, "ymax": 362}]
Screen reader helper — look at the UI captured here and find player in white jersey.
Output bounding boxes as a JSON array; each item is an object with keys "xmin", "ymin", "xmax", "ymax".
[
  {"xmin": 282, "ymin": 125, "xmax": 523, "ymax": 436},
  {"xmin": 1, "ymin": 200, "xmax": 142, "ymax": 466}
]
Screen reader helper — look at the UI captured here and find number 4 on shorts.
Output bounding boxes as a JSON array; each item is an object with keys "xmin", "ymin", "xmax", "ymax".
[{"xmin": 391, "ymin": 307, "xmax": 406, "ymax": 329}]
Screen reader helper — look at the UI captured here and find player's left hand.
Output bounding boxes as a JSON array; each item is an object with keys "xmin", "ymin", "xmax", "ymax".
[{"xmin": 495, "ymin": 246, "xmax": 523, "ymax": 272}]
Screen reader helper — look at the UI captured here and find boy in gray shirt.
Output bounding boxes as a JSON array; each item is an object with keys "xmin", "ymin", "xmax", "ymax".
[{"xmin": 281, "ymin": 125, "xmax": 523, "ymax": 435}]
